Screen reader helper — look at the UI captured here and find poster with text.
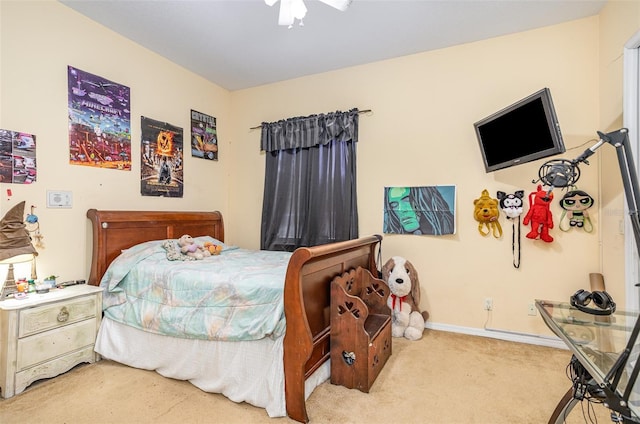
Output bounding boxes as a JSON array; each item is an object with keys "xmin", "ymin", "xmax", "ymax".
[
  {"xmin": 191, "ymin": 109, "xmax": 218, "ymax": 161},
  {"xmin": 141, "ymin": 116, "xmax": 184, "ymax": 198},
  {"xmin": 0, "ymin": 129, "xmax": 37, "ymax": 184},
  {"xmin": 67, "ymin": 66, "xmax": 131, "ymax": 170},
  {"xmin": 383, "ymin": 185, "xmax": 456, "ymax": 235}
]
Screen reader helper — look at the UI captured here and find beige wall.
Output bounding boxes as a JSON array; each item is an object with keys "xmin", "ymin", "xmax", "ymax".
[
  {"xmin": 598, "ymin": 1, "xmax": 640, "ymax": 307},
  {"xmin": 1, "ymin": 0, "xmax": 639, "ymax": 338},
  {"xmin": 231, "ymin": 18, "xmax": 603, "ymax": 336},
  {"xmin": 0, "ymin": 1, "xmax": 231, "ymax": 282}
]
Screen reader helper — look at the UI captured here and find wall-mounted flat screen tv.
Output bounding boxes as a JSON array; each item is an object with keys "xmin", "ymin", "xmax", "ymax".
[{"xmin": 474, "ymin": 87, "xmax": 565, "ymax": 173}]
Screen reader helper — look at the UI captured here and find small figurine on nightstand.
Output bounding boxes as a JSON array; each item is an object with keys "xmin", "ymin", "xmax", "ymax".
[{"xmin": 14, "ymin": 279, "xmax": 28, "ymax": 299}]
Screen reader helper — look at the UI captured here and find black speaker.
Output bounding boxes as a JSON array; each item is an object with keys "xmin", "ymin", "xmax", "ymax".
[{"xmin": 570, "ymin": 289, "xmax": 616, "ymax": 316}]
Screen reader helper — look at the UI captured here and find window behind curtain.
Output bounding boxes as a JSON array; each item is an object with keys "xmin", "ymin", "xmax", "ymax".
[{"xmin": 260, "ymin": 109, "xmax": 359, "ymax": 251}]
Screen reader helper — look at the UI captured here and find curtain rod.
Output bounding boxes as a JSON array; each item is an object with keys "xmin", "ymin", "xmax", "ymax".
[{"xmin": 249, "ymin": 109, "xmax": 372, "ymax": 130}]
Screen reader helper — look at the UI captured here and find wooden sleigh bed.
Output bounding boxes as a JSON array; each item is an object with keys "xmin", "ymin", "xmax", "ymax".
[{"xmin": 87, "ymin": 209, "xmax": 382, "ymax": 423}]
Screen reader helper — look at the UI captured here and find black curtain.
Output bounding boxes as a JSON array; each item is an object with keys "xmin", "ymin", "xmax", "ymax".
[{"xmin": 260, "ymin": 109, "xmax": 359, "ymax": 251}]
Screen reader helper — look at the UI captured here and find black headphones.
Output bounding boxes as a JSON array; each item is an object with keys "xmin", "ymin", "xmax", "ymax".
[{"xmin": 570, "ymin": 289, "xmax": 616, "ymax": 316}]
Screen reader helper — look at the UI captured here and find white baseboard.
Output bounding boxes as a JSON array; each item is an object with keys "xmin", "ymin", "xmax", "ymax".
[{"xmin": 425, "ymin": 321, "xmax": 568, "ymax": 350}]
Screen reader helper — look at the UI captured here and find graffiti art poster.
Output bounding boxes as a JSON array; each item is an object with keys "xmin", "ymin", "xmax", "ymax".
[
  {"xmin": 191, "ymin": 109, "xmax": 218, "ymax": 161},
  {"xmin": 0, "ymin": 129, "xmax": 36, "ymax": 184},
  {"xmin": 383, "ymin": 185, "xmax": 456, "ymax": 235},
  {"xmin": 67, "ymin": 66, "xmax": 131, "ymax": 170},
  {"xmin": 141, "ymin": 116, "xmax": 183, "ymax": 198}
]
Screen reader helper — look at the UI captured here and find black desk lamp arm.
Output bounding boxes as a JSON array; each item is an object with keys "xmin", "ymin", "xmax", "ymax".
[{"xmin": 582, "ymin": 129, "xmax": 640, "ymax": 407}]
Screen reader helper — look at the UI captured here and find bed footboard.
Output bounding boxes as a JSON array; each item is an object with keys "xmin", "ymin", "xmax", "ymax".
[{"xmin": 283, "ymin": 235, "xmax": 382, "ymax": 423}]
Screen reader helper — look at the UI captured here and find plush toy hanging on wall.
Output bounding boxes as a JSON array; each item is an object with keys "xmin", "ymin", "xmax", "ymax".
[
  {"xmin": 497, "ymin": 190, "xmax": 525, "ymax": 268},
  {"xmin": 25, "ymin": 205, "xmax": 44, "ymax": 249},
  {"xmin": 559, "ymin": 189, "xmax": 595, "ymax": 233},
  {"xmin": 522, "ymin": 184, "xmax": 554, "ymax": 243},
  {"xmin": 473, "ymin": 189, "xmax": 502, "ymax": 238}
]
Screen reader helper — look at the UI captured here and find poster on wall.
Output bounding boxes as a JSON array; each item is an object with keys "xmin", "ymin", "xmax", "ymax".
[
  {"xmin": 0, "ymin": 129, "xmax": 36, "ymax": 184},
  {"xmin": 383, "ymin": 185, "xmax": 456, "ymax": 235},
  {"xmin": 141, "ymin": 116, "xmax": 184, "ymax": 198},
  {"xmin": 67, "ymin": 66, "xmax": 131, "ymax": 170},
  {"xmin": 190, "ymin": 109, "xmax": 218, "ymax": 161}
]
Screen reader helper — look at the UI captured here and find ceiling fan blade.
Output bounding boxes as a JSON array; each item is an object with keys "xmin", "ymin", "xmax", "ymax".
[
  {"xmin": 318, "ymin": 0, "xmax": 352, "ymax": 12},
  {"xmin": 290, "ymin": 0, "xmax": 307, "ymax": 19},
  {"xmin": 278, "ymin": 0, "xmax": 307, "ymax": 27},
  {"xmin": 278, "ymin": 0, "xmax": 293, "ymax": 26}
]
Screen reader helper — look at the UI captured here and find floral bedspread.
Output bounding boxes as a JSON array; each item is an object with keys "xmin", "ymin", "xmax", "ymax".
[{"xmin": 100, "ymin": 237, "xmax": 292, "ymax": 341}]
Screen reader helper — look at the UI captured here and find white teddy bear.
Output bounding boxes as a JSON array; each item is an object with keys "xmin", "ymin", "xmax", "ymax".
[
  {"xmin": 177, "ymin": 234, "xmax": 211, "ymax": 260},
  {"xmin": 382, "ymin": 256, "xmax": 429, "ymax": 341}
]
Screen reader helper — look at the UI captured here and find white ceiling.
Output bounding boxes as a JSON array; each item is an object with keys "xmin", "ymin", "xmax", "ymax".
[{"xmin": 59, "ymin": 0, "xmax": 607, "ymax": 91}]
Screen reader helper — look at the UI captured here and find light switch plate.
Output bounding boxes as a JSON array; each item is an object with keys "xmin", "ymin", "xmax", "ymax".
[{"xmin": 47, "ymin": 190, "xmax": 72, "ymax": 208}]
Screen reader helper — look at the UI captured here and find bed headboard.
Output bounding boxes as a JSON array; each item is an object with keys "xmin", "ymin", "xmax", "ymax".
[{"xmin": 86, "ymin": 209, "xmax": 224, "ymax": 286}]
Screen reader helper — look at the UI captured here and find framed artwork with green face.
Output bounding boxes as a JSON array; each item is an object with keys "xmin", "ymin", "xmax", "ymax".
[{"xmin": 383, "ymin": 186, "xmax": 456, "ymax": 235}]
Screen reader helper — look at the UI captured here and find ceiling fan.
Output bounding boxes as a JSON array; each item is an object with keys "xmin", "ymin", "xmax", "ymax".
[{"xmin": 265, "ymin": 0, "xmax": 353, "ymax": 28}]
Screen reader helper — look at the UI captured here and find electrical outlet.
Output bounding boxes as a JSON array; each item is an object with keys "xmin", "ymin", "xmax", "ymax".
[
  {"xmin": 528, "ymin": 303, "xmax": 537, "ymax": 316},
  {"xmin": 484, "ymin": 297, "xmax": 493, "ymax": 311}
]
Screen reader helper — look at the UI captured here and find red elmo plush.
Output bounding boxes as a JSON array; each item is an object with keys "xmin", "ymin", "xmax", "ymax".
[{"xmin": 522, "ymin": 185, "xmax": 554, "ymax": 243}]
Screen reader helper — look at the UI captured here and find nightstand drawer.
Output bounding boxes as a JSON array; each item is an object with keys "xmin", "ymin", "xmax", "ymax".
[
  {"xmin": 14, "ymin": 346, "xmax": 96, "ymax": 395},
  {"xmin": 19, "ymin": 295, "xmax": 98, "ymax": 337},
  {"xmin": 16, "ymin": 318, "xmax": 97, "ymax": 371}
]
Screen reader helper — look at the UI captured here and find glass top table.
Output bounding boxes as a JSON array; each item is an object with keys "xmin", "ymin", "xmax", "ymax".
[{"xmin": 536, "ymin": 299, "xmax": 640, "ymax": 423}]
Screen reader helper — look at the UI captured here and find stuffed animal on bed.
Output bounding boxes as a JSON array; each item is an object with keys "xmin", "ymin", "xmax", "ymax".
[
  {"xmin": 178, "ymin": 234, "xmax": 211, "ymax": 260},
  {"xmin": 204, "ymin": 241, "xmax": 223, "ymax": 255},
  {"xmin": 381, "ymin": 256, "xmax": 429, "ymax": 341}
]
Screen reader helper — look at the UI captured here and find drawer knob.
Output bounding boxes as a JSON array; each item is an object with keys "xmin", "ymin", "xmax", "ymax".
[{"xmin": 57, "ymin": 306, "xmax": 70, "ymax": 323}]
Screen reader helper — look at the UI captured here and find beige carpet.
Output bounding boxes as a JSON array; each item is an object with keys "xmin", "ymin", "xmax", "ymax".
[{"xmin": 0, "ymin": 330, "xmax": 612, "ymax": 423}]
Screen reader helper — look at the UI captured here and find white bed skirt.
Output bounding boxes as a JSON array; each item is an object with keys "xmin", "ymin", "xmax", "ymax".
[{"xmin": 95, "ymin": 317, "xmax": 330, "ymax": 418}]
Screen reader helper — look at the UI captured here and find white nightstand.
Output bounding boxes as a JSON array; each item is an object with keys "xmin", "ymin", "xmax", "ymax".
[{"xmin": 0, "ymin": 284, "xmax": 102, "ymax": 398}]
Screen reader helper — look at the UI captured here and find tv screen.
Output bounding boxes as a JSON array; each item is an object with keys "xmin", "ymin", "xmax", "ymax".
[{"xmin": 474, "ymin": 88, "xmax": 565, "ymax": 173}]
